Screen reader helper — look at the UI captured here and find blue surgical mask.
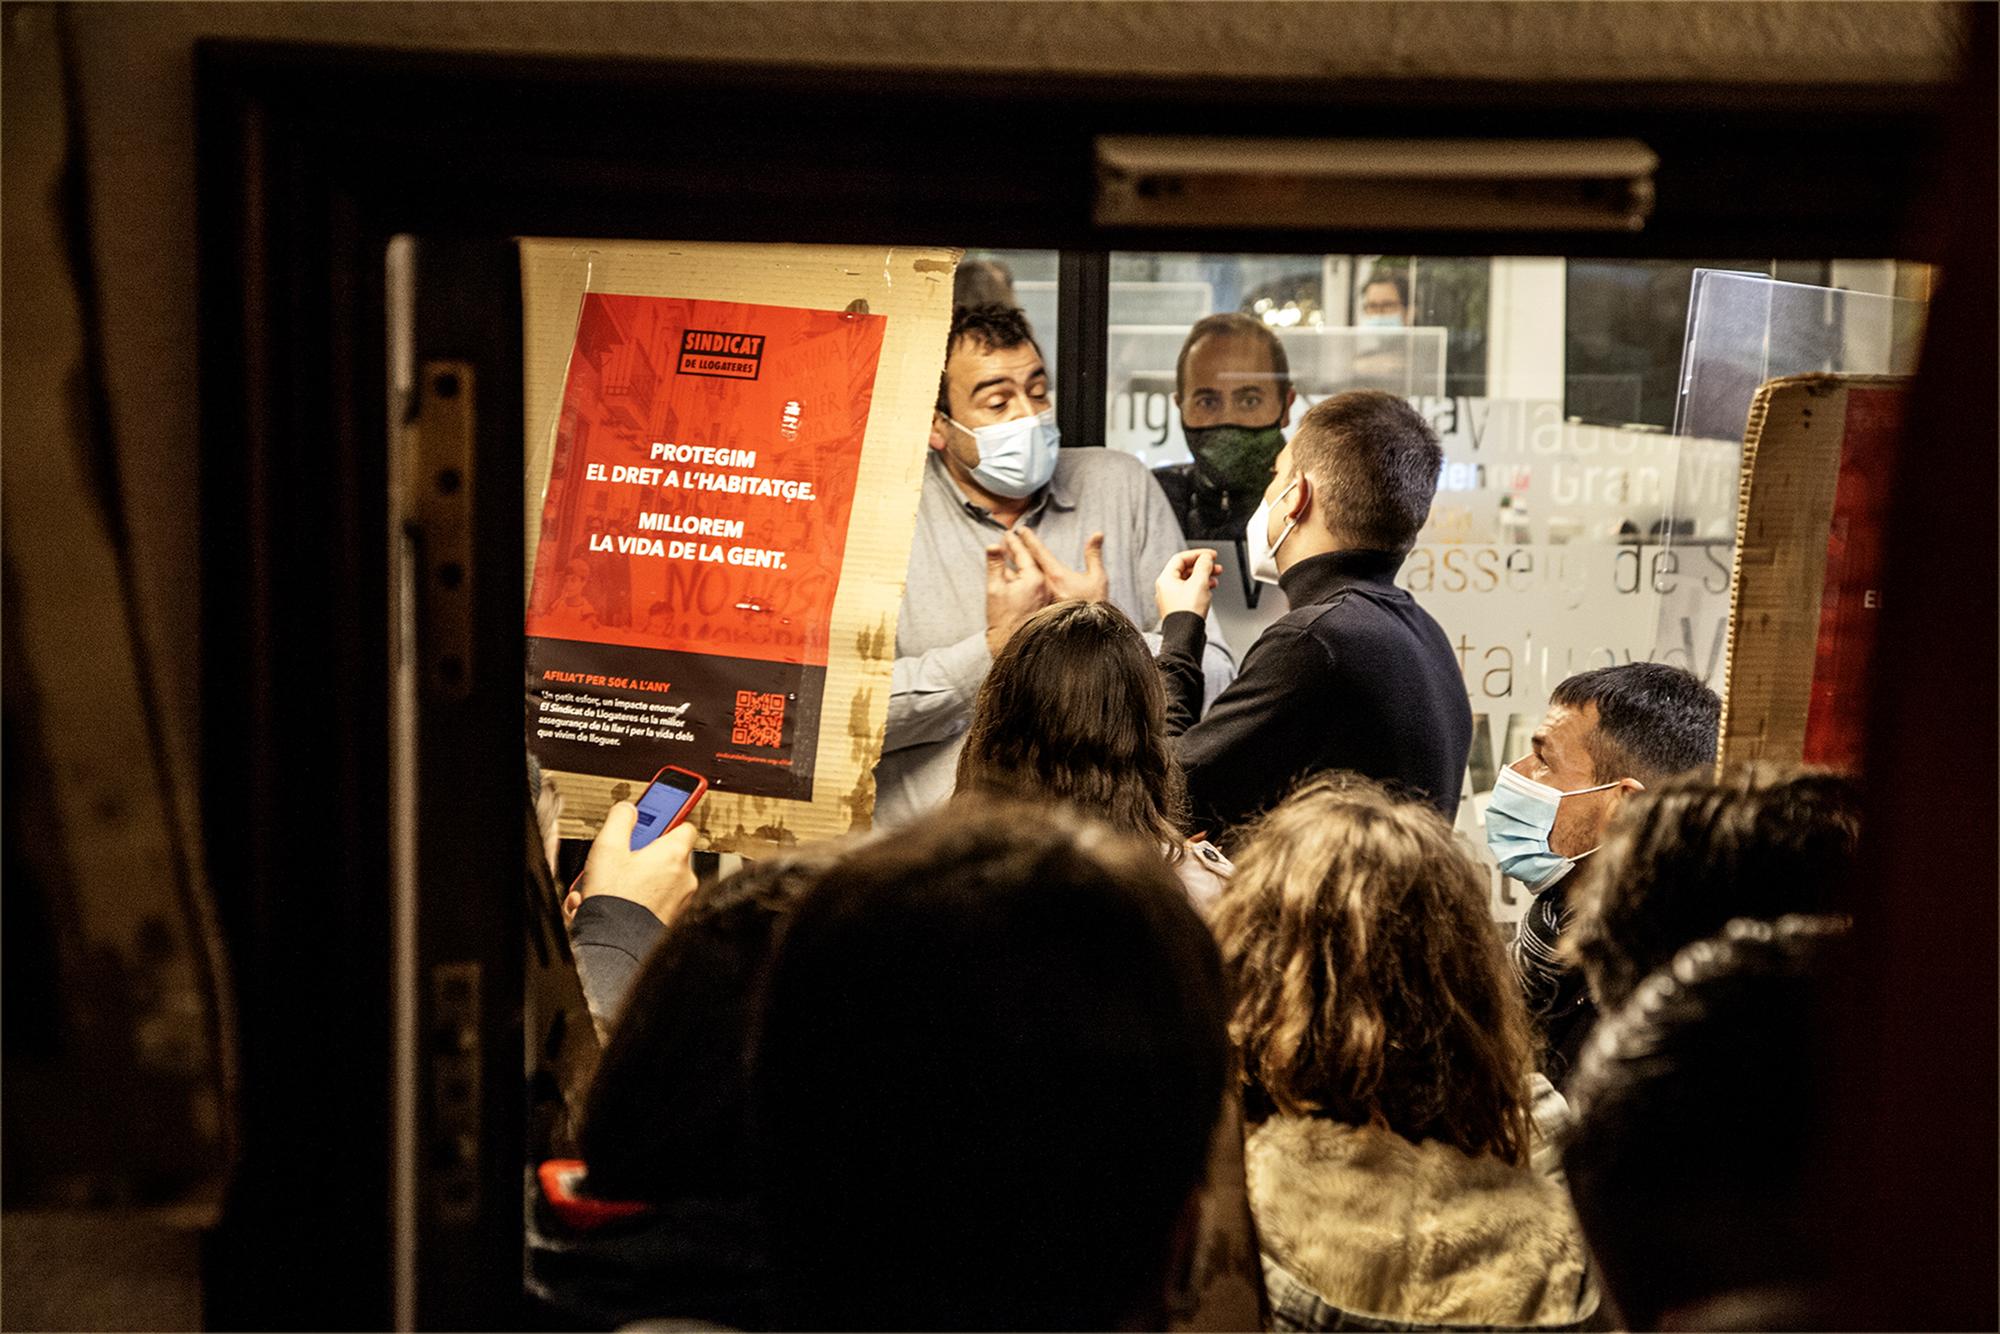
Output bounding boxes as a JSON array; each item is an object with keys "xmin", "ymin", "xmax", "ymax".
[
  {"xmin": 947, "ymin": 408, "xmax": 1060, "ymax": 499},
  {"xmin": 1358, "ymin": 313, "xmax": 1406, "ymax": 329},
  {"xmin": 1484, "ymin": 763, "xmax": 1622, "ymax": 892}
]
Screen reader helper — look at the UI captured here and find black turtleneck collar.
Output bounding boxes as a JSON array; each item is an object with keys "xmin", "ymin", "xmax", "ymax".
[{"xmin": 1276, "ymin": 548, "xmax": 1409, "ymax": 606}]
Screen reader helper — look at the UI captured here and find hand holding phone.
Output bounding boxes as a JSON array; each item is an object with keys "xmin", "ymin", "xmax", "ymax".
[{"xmin": 566, "ymin": 768, "xmax": 706, "ymax": 927}]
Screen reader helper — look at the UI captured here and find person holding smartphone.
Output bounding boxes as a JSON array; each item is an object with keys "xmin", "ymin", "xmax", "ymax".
[{"xmin": 565, "ymin": 772, "xmax": 704, "ymax": 1034}]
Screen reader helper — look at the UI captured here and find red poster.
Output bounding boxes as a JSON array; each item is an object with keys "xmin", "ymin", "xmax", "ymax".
[
  {"xmin": 527, "ymin": 294, "xmax": 887, "ymax": 800},
  {"xmin": 1801, "ymin": 384, "xmax": 1903, "ymax": 770}
]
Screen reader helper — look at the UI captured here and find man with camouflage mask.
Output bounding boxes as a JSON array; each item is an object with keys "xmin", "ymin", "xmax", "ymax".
[{"xmin": 1154, "ymin": 313, "xmax": 1296, "ymax": 541}]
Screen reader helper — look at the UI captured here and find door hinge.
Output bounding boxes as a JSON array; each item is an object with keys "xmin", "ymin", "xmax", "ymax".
[
  {"xmin": 400, "ymin": 360, "xmax": 477, "ymax": 699},
  {"xmin": 427, "ymin": 960, "xmax": 482, "ymax": 1225}
]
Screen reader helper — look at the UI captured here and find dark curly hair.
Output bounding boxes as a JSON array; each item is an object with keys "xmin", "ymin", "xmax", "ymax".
[
  {"xmin": 1565, "ymin": 914, "xmax": 1850, "ymax": 1329},
  {"xmin": 937, "ymin": 302, "xmax": 1041, "ymax": 414},
  {"xmin": 955, "ymin": 599, "xmax": 1188, "ymax": 862},
  {"xmin": 1214, "ymin": 774, "xmax": 1535, "ymax": 1164},
  {"xmin": 1565, "ymin": 766, "xmax": 1858, "ymax": 1010}
]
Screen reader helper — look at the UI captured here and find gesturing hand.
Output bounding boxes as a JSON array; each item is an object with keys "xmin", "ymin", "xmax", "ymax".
[
  {"xmin": 1155, "ymin": 548, "xmax": 1222, "ymax": 621},
  {"xmin": 1014, "ymin": 527, "xmax": 1109, "ymax": 605},
  {"xmin": 564, "ymin": 801, "xmax": 700, "ymax": 927},
  {"xmin": 984, "ymin": 530, "xmax": 1053, "ymax": 656}
]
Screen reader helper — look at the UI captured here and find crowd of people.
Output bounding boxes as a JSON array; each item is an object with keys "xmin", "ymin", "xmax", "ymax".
[{"xmin": 527, "ymin": 301, "xmax": 1861, "ymax": 1331}]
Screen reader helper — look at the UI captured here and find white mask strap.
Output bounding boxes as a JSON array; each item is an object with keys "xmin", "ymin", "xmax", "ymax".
[
  {"xmin": 1503, "ymin": 758, "xmax": 1633, "ymax": 802},
  {"xmin": 945, "ymin": 408, "xmax": 1047, "ymax": 436},
  {"xmin": 1270, "ymin": 474, "xmax": 1303, "ymax": 550}
]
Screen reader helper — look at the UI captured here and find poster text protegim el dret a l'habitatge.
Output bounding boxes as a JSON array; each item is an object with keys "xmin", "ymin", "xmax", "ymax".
[{"xmin": 527, "ymin": 294, "xmax": 886, "ymax": 804}]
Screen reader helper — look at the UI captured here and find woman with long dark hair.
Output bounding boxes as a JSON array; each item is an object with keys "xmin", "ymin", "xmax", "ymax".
[{"xmin": 954, "ymin": 599, "xmax": 1232, "ymax": 909}]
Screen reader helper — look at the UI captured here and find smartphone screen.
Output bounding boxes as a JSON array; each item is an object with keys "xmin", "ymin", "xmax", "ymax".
[{"xmin": 630, "ymin": 774, "xmax": 699, "ymax": 851}]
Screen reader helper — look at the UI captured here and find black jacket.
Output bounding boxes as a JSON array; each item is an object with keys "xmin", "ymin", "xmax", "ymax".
[
  {"xmin": 1159, "ymin": 549, "xmax": 1473, "ymax": 846},
  {"xmin": 569, "ymin": 896, "xmax": 664, "ymax": 1035},
  {"xmin": 1510, "ymin": 879, "xmax": 1598, "ymax": 1090}
]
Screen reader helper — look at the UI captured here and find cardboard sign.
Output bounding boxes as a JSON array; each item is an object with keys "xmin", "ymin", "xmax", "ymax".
[
  {"xmin": 1718, "ymin": 374, "xmax": 1908, "ymax": 771},
  {"xmin": 522, "ymin": 241, "xmax": 959, "ymax": 850},
  {"xmin": 1800, "ymin": 381, "xmax": 1904, "ymax": 769}
]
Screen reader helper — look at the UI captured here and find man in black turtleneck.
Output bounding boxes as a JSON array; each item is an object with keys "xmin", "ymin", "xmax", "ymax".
[{"xmin": 1154, "ymin": 390, "xmax": 1471, "ymax": 846}]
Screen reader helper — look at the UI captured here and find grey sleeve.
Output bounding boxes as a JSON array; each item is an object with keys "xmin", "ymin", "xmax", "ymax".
[
  {"xmin": 1130, "ymin": 466, "xmax": 1190, "ymax": 635},
  {"xmin": 884, "ymin": 630, "xmax": 991, "ymax": 754},
  {"xmin": 1526, "ymin": 1072, "xmax": 1573, "ymax": 1183},
  {"xmin": 1198, "ymin": 632, "xmax": 1237, "ymax": 707},
  {"xmin": 569, "ymin": 895, "xmax": 665, "ymax": 1033}
]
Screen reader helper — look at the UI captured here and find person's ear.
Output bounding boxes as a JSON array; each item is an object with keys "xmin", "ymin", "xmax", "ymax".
[
  {"xmin": 1605, "ymin": 776, "xmax": 1644, "ymax": 815},
  {"xmin": 928, "ymin": 410, "xmax": 950, "ymax": 452},
  {"xmin": 1287, "ymin": 470, "xmax": 1314, "ymax": 524},
  {"xmin": 1281, "ymin": 387, "xmax": 1297, "ymax": 422},
  {"xmin": 1171, "ymin": 390, "xmax": 1182, "ymax": 411}
]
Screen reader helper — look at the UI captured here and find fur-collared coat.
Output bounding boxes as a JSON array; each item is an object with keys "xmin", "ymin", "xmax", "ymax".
[{"xmin": 1246, "ymin": 1112, "xmax": 1597, "ymax": 1331}]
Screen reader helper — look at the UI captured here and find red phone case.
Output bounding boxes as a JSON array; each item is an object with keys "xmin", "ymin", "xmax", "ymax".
[
  {"xmin": 565, "ymin": 766, "xmax": 709, "ymax": 899},
  {"xmin": 643, "ymin": 764, "xmax": 709, "ymax": 833},
  {"xmin": 538, "ymin": 1159, "xmax": 650, "ymax": 1231}
]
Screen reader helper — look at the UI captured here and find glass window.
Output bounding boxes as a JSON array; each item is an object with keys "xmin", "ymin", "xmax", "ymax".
[
  {"xmin": 1105, "ymin": 251, "xmax": 1492, "ymax": 468},
  {"xmin": 1357, "ymin": 255, "xmax": 1493, "ymax": 399},
  {"xmin": 1563, "ymin": 259, "xmax": 1780, "ymax": 429},
  {"xmin": 1103, "ymin": 251, "xmax": 1926, "ymax": 922},
  {"xmin": 961, "ymin": 248, "xmax": 1059, "ymax": 390},
  {"xmin": 1106, "ymin": 252, "xmax": 1316, "ymax": 467}
]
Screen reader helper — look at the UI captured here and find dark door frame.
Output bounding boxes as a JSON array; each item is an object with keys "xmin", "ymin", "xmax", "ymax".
[{"xmin": 196, "ymin": 39, "xmax": 1980, "ymax": 1330}]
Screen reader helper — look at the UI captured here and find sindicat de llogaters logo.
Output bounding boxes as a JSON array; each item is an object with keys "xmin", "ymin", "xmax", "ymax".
[{"xmin": 678, "ymin": 329, "xmax": 765, "ymax": 380}]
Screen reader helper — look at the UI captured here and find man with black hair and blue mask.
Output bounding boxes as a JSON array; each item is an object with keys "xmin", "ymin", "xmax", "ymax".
[
  {"xmin": 1490, "ymin": 661, "xmax": 1721, "ymax": 1087},
  {"xmin": 873, "ymin": 303, "xmax": 1235, "ymax": 828}
]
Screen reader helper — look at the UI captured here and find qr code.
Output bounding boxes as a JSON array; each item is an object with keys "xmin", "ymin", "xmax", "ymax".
[{"xmin": 732, "ymin": 690, "xmax": 786, "ymax": 748}]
